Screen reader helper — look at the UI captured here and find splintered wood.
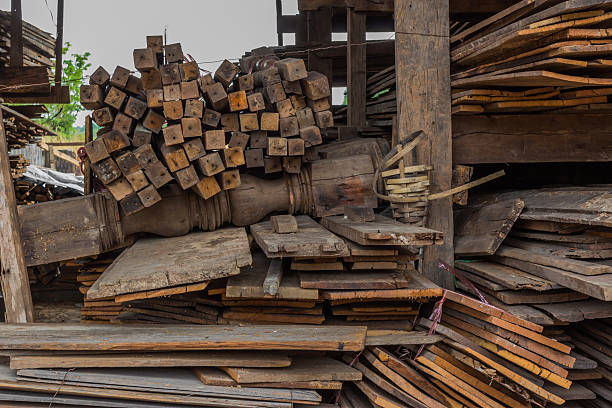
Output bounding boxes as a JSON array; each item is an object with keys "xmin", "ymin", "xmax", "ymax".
[{"xmin": 82, "ymin": 37, "xmax": 333, "ymax": 215}]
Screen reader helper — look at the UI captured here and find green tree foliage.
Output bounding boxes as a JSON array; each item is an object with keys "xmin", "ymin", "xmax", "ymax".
[{"xmin": 37, "ymin": 42, "xmax": 91, "ymax": 140}]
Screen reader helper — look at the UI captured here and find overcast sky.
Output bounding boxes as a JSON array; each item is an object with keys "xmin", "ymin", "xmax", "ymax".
[{"xmin": 0, "ymin": 0, "xmax": 307, "ymax": 124}]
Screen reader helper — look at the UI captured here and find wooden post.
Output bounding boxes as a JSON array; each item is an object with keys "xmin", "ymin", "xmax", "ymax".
[
  {"xmin": 54, "ymin": 0, "xmax": 64, "ymax": 97},
  {"xmin": 48, "ymin": 145, "xmax": 56, "ymax": 170},
  {"xmin": 347, "ymin": 7, "xmax": 366, "ymax": 128},
  {"xmin": 9, "ymin": 0, "xmax": 23, "ymax": 67},
  {"xmin": 275, "ymin": 0, "xmax": 283, "ymax": 46},
  {"xmin": 394, "ymin": 0, "xmax": 454, "ymax": 289},
  {"xmin": 304, "ymin": 8, "xmax": 333, "ymax": 104},
  {"xmin": 84, "ymin": 115, "xmax": 93, "ymax": 194},
  {"xmin": 0, "ymin": 107, "xmax": 34, "ymax": 322}
]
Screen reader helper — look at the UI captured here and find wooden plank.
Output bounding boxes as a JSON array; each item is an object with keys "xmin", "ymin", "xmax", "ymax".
[
  {"xmin": 505, "ymin": 237, "xmax": 612, "ymax": 259},
  {"xmin": 497, "ymin": 245, "xmax": 610, "ymax": 275},
  {"xmin": 454, "ymin": 70, "xmax": 612, "ymax": 88},
  {"xmin": 534, "ymin": 299, "xmax": 612, "ymax": 322},
  {"xmin": 453, "ymin": 113, "xmax": 612, "ymax": 164},
  {"xmin": 365, "ymin": 330, "xmax": 443, "ymax": 346},
  {"xmin": 263, "ymin": 259, "xmax": 284, "ymax": 296},
  {"xmin": 444, "ymin": 290, "xmax": 544, "ymax": 332},
  {"xmin": 395, "ymin": 0, "xmax": 453, "ymax": 289},
  {"xmin": 9, "ymin": 351, "xmax": 292, "ymax": 369},
  {"xmin": 251, "ymin": 215, "xmax": 349, "ymax": 258},
  {"xmin": 494, "ymin": 255, "xmax": 612, "ymax": 301},
  {"xmin": 87, "ymin": 229, "xmax": 252, "ymax": 299},
  {"xmin": 454, "ymin": 199, "xmax": 524, "ymax": 256},
  {"xmin": 9, "ymin": 0, "xmax": 23, "ymax": 67},
  {"xmin": 320, "ymin": 214, "xmax": 443, "ymax": 246},
  {"xmin": 221, "ymin": 357, "xmax": 361, "ymax": 384},
  {"xmin": 194, "ymin": 367, "xmax": 343, "ymax": 390},
  {"xmin": 454, "ymin": 261, "xmax": 559, "ymax": 291},
  {"xmin": 321, "ymin": 273, "xmax": 442, "ymax": 300},
  {"xmin": 0, "ymin": 324, "xmax": 366, "ymax": 351},
  {"xmin": 299, "ymin": 271, "xmax": 415, "ymax": 290},
  {"xmin": 347, "ymin": 7, "xmax": 366, "ymax": 127},
  {"xmin": 12, "ymin": 366, "xmax": 320, "ymax": 405},
  {"xmin": 0, "ymin": 106, "xmax": 33, "ymax": 322},
  {"xmin": 226, "ymin": 253, "xmax": 318, "ymax": 300},
  {"xmin": 114, "ymin": 281, "xmax": 210, "ymax": 303}
]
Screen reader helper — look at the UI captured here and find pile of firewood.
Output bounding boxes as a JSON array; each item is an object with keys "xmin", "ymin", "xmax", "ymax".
[{"xmin": 80, "ymin": 35, "xmax": 333, "ymax": 216}]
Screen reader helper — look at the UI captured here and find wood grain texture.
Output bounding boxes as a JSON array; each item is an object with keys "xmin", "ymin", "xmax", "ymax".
[
  {"xmin": 0, "ymin": 108, "xmax": 33, "ymax": 322},
  {"xmin": 321, "ymin": 272, "xmax": 442, "ymax": 300},
  {"xmin": 454, "ymin": 199, "xmax": 524, "ymax": 256},
  {"xmin": 320, "ymin": 214, "xmax": 443, "ymax": 246},
  {"xmin": 395, "ymin": 0, "xmax": 453, "ymax": 289},
  {"xmin": 251, "ymin": 215, "xmax": 349, "ymax": 258},
  {"xmin": 88, "ymin": 228, "xmax": 251, "ymax": 299},
  {"xmin": 0, "ymin": 324, "xmax": 366, "ymax": 351}
]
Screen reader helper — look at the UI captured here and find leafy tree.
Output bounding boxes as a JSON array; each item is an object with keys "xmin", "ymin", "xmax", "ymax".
[{"xmin": 37, "ymin": 42, "xmax": 91, "ymax": 140}]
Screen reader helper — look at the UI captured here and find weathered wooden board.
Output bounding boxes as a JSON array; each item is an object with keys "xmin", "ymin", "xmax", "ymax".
[
  {"xmin": 321, "ymin": 273, "xmax": 442, "ymax": 300},
  {"xmin": 494, "ymin": 255, "xmax": 612, "ymax": 301},
  {"xmin": 13, "ymin": 366, "xmax": 321, "ymax": 405},
  {"xmin": 221, "ymin": 357, "xmax": 361, "ymax": 384},
  {"xmin": 504, "ymin": 237, "xmax": 612, "ymax": 259},
  {"xmin": 454, "ymin": 260, "xmax": 560, "ymax": 291},
  {"xmin": 0, "ymin": 324, "xmax": 366, "ymax": 351},
  {"xmin": 194, "ymin": 367, "xmax": 343, "ymax": 390},
  {"xmin": 19, "ymin": 193, "xmax": 124, "ymax": 267},
  {"xmin": 87, "ymin": 229, "xmax": 252, "ymax": 299},
  {"xmin": 299, "ymin": 271, "xmax": 414, "ymax": 290},
  {"xmin": 320, "ymin": 214, "xmax": 443, "ymax": 246},
  {"xmin": 365, "ymin": 330, "xmax": 444, "ymax": 346},
  {"xmin": 250, "ymin": 215, "xmax": 349, "ymax": 258},
  {"xmin": 454, "ymin": 199, "xmax": 524, "ymax": 256},
  {"xmin": 453, "ymin": 70, "xmax": 612, "ymax": 88},
  {"xmin": 534, "ymin": 299, "xmax": 612, "ymax": 322},
  {"xmin": 9, "ymin": 351, "xmax": 292, "ymax": 369},
  {"xmin": 226, "ymin": 253, "xmax": 319, "ymax": 300}
]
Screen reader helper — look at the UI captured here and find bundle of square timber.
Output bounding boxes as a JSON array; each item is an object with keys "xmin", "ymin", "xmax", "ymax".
[
  {"xmin": 81, "ymin": 36, "xmax": 334, "ymax": 216},
  {"xmin": 451, "ymin": 0, "xmax": 612, "ymax": 114}
]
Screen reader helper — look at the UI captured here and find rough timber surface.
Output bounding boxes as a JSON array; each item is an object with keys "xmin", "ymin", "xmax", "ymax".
[
  {"xmin": 0, "ymin": 324, "xmax": 367, "ymax": 351},
  {"xmin": 320, "ymin": 272, "xmax": 442, "ymax": 300},
  {"xmin": 250, "ymin": 215, "xmax": 349, "ymax": 258},
  {"xmin": 454, "ymin": 199, "xmax": 524, "ymax": 256},
  {"xmin": 299, "ymin": 271, "xmax": 415, "ymax": 290},
  {"xmin": 320, "ymin": 214, "xmax": 443, "ymax": 246},
  {"xmin": 11, "ymin": 366, "xmax": 321, "ymax": 405},
  {"xmin": 87, "ymin": 229, "xmax": 251, "ymax": 299},
  {"xmin": 9, "ymin": 351, "xmax": 293, "ymax": 369}
]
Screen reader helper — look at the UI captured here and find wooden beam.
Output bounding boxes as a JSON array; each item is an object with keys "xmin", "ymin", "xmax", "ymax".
[
  {"xmin": 9, "ymin": 0, "xmax": 23, "ymax": 67},
  {"xmin": 276, "ymin": 0, "xmax": 284, "ymax": 46},
  {"xmin": 347, "ymin": 8, "xmax": 366, "ymax": 127},
  {"xmin": 395, "ymin": 0, "xmax": 453, "ymax": 289},
  {"xmin": 298, "ymin": 0, "xmax": 516, "ymax": 15},
  {"xmin": 453, "ymin": 114, "xmax": 612, "ymax": 164},
  {"xmin": 54, "ymin": 0, "xmax": 64, "ymax": 95},
  {"xmin": 2, "ymin": 86, "xmax": 70, "ymax": 104},
  {"xmin": 84, "ymin": 115, "xmax": 93, "ymax": 194},
  {"xmin": 0, "ymin": 107, "xmax": 34, "ymax": 323}
]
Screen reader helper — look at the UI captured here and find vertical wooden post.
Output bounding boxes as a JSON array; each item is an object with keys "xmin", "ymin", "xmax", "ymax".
[
  {"xmin": 84, "ymin": 115, "xmax": 93, "ymax": 195},
  {"xmin": 49, "ymin": 145, "xmax": 56, "ymax": 170},
  {"xmin": 0, "ymin": 108, "xmax": 34, "ymax": 323},
  {"xmin": 394, "ymin": 0, "xmax": 454, "ymax": 289},
  {"xmin": 275, "ymin": 0, "xmax": 284, "ymax": 46},
  {"xmin": 9, "ymin": 0, "xmax": 23, "ymax": 67},
  {"xmin": 347, "ymin": 8, "xmax": 366, "ymax": 128},
  {"xmin": 304, "ymin": 8, "xmax": 333, "ymax": 104},
  {"xmin": 54, "ymin": 0, "xmax": 65, "ymax": 97}
]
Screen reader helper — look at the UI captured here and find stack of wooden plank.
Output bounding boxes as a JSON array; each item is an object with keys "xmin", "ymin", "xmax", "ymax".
[
  {"xmin": 8, "ymin": 154, "xmax": 28, "ymax": 179},
  {"xmin": 0, "ymin": 324, "xmax": 366, "ymax": 407},
  {"xmin": 0, "ymin": 10, "xmax": 55, "ymax": 68},
  {"xmin": 451, "ymin": 0, "xmax": 612, "ymax": 114},
  {"xmin": 338, "ymin": 290, "xmax": 577, "ymax": 407},
  {"xmin": 13, "ymin": 177, "xmax": 81, "ymax": 205},
  {"xmin": 81, "ymin": 35, "xmax": 334, "ymax": 216}
]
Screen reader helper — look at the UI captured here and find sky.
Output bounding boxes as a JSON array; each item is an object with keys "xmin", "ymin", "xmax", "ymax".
[{"xmin": 0, "ymin": 0, "xmax": 314, "ymax": 125}]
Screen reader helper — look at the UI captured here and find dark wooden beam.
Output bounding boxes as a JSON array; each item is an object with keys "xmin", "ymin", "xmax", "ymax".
[
  {"xmin": 2, "ymin": 86, "xmax": 70, "ymax": 104},
  {"xmin": 453, "ymin": 114, "xmax": 612, "ymax": 164},
  {"xmin": 9, "ymin": 0, "xmax": 23, "ymax": 67},
  {"xmin": 0, "ymin": 106, "xmax": 34, "ymax": 322},
  {"xmin": 54, "ymin": 0, "xmax": 65, "ymax": 96},
  {"xmin": 298, "ymin": 0, "xmax": 516, "ymax": 15},
  {"xmin": 395, "ymin": 0, "xmax": 454, "ymax": 289},
  {"xmin": 347, "ymin": 8, "xmax": 366, "ymax": 127}
]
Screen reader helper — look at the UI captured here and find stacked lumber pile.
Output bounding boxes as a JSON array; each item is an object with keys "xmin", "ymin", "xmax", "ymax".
[
  {"xmin": 451, "ymin": 187, "xmax": 611, "ymax": 406},
  {"xmin": 0, "ymin": 10, "xmax": 55, "ymax": 67},
  {"xmin": 0, "ymin": 324, "xmax": 365, "ymax": 407},
  {"xmin": 81, "ymin": 35, "xmax": 334, "ymax": 216},
  {"xmin": 8, "ymin": 154, "xmax": 28, "ymax": 179},
  {"xmin": 13, "ymin": 178, "xmax": 80, "ymax": 205},
  {"xmin": 1, "ymin": 106, "xmax": 46, "ymax": 180},
  {"xmin": 451, "ymin": 0, "xmax": 612, "ymax": 114},
  {"xmin": 339, "ymin": 290, "xmax": 577, "ymax": 407}
]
